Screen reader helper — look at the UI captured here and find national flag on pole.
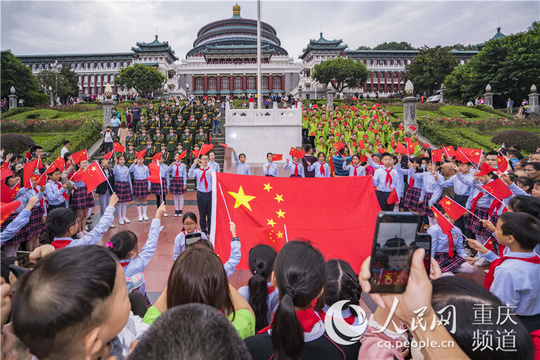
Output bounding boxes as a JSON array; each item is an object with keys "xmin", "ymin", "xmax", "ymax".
[
  {"xmin": 23, "ymin": 160, "xmax": 39, "ymax": 188},
  {"xmin": 148, "ymin": 162, "xmax": 162, "ymax": 184},
  {"xmin": 407, "ymin": 142, "xmax": 417, "ymax": 155},
  {"xmin": 70, "ymin": 169, "xmax": 84, "ymax": 182},
  {"xmin": 423, "ymin": 143, "xmax": 430, "ymax": 148},
  {"xmin": 271, "ymin": 154, "xmax": 283, "ymax": 162},
  {"xmin": 1, "ymin": 182, "xmax": 20, "ymax": 203},
  {"xmin": 484, "ymin": 237, "xmax": 495, "ymax": 252},
  {"xmin": 113, "ymin": 143, "xmax": 125, "ymax": 153},
  {"xmin": 103, "ymin": 150, "xmax": 114, "ymax": 160},
  {"xmin": 211, "ymin": 173, "xmax": 380, "ymax": 272},
  {"xmin": 289, "ymin": 147, "xmax": 305, "ymax": 159},
  {"xmin": 136, "ymin": 149, "xmax": 146, "ymax": 160},
  {"xmin": 80, "ymin": 161, "xmax": 106, "ymax": 194},
  {"xmin": 387, "ymin": 188, "xmax": 399, "ymax": 204},
  {"xmin": 431, "ymin": 206, "xmax": 455, "ymax": 258},
  {"xmin": 395, "ymin": 142, "xmax": 407, "ymax": 155},
  {"xmin": 71, "ymin": 149, "xmax": 88, "ymax": 164},
  {"xmin": 152, "ymin": 152, "xmax": 162, "ymax": 162},
  {"xmin": 438, "ymin": 196, "xmax": 468, "ymax": 222},
  {"xmin": 200, "ymin": 143, "xmax": 214, "ymax": 156},
  {"xmin": 456, "ymin": 147, "xmax": 482, "ymax": 164},
  {"xmin": 192, "ymin": 150, "xmax": 201, "ymax": 158},
  {"xmin": 432, "ymin": 149, "xmax": 443, "ymax": 163},
  {"xmin": 0, "ymin": 162, "xmax": 13, "ymax": 181},
  {"xmin": 482, "ymin": 179, "xmax": 513, "ymax": 200},
  {"xmin": 358, "ymin": 140, "xmax": 366, "ymax": 150},
  {"xmin": 334, "ymin": 141, "xmax": 346, "ymax": 152},
  {"xmin": 31, "ymin": 174, "xmax": 47, "ymax": 187},
  {"xmin": 497, "ymin": 156, "xmax": 509, "ymax": 173},
  {"xmin": 44, "ymin": 157, "xmax": 65, "ymax": 175},
  {"xmin": 178, "ymin": 150, "xmax": 187, "ymax": 160},
  {"xmin": 442, "ymin": 146, "xmax": 455, "ymax": 158},
  {"xmin": 0, "ymin": 201, "xmax": 22, "ymax": 225}
]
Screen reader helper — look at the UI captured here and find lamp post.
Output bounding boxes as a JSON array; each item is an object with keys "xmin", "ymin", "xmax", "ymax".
[
  {"xmin": 185, "ymin": 83, "xmax": 190, "ymax": 101},
  {"xmin": 8, "ymin": 86, "xmax": 18, "ymax": 110},
  {"xmin": 48, "ymin": 86, "xmax": 54, "ymax": 107}
]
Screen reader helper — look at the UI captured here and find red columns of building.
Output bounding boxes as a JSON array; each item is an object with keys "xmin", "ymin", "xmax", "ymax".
[
  {"xmin": 370, "ymin": 72, "xmax": 374, "ymax": 93},
  {"xmin": 242, "ymin": 75, "xmax": 247, "ymax": 92},
  {"xmin": 377, "ymin": 72, "xmax": 381, "ymax": 94},
  {"xmin": 192, "ymin": 77, "xmax": 196, "ymax": 94},
  {"xmin": 281, "ymin": 75, "xmax": 285, "ymax": 92},
  {"xmin": 216, "ymin": 75, "xmax": 221, "ymax": 92},
  {"xmin": 268, "ymin": 75, "xmax": 273, "ymax": 92},
  {"xmin": 229, "ymin": 75, "xmax": 234, "ymax": 92},
  {"xmin": 204, "ymin": 75, "xmax": 208, "ymax": 93},
  {"xmin": 397, "ymin": 72, "xmax": 401, "ymax": 92},
  {"xmin": 390, "ymin": 72, "xmax": 394, "ymax": 94},
  {"xmin": 384, "ymin": 72, "xmax": 388, "ymax": 93},
  {"xmin": 363, "ymin": 82, "xmax": 367, "ymax": 93}
]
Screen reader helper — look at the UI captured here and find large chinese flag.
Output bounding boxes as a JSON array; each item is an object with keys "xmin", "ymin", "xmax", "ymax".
[{"xmin": 211, "ymin": 173, "xmax": 380, "ymax": 272}]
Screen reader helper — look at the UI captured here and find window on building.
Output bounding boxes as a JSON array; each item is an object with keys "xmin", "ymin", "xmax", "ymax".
[
  {"xmin": 273, "ymin": 76, "xmax": 281, "ymax": 91},
  {"xmin": 262, "ymin": 76, "xmax": 269, "ymax": 90},
  {"xmin": 247, "ymin": 76, "xmax": 255, "ymax": 90},
  {"xmin": 221, "ymin": 76, "xmax": 229, "ymax": 91},
  {"xmin": 195, "ymin": 77, "xmax": 204, "ymax": 92},
  {"xmin": 208, "ymin": 77, "xmax": 217, "ymax": 91},
  {"xmin": 234, "ymin": 76, "xmax": 242, "ymax": 90}
]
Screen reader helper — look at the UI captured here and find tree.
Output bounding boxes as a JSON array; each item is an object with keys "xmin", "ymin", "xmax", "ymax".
[
  {"xmin": 445, "ymin": 21, "xmax": 540, "ymax": 102},
  {"xmin": 59, "ymin": 63, "xmax": 79, "ymax": 98},
  {"xmin": 312, "ymin": 57, "xmax": 370, "ymax": 92},
  {"xmin": 445, "ymin": 43, "xmax": 477, "ymax": 51},
  {"xmin": 404, "ymin": 46, "xmax": 458, "ymax": 95},
  {"xmin": 373, "ymin": 41, "xmax": 416, "ymax": 51},
  {"xmin": 37, "ymin": 65, "xmax": 78, "ymax": 102},
  {"xmin": 356, "ymin": 45, "xmax": 372, "ymax": 50},
  {"xmin": 115, "ymin": 64, "xmax": 166, "ymax": 97},
  {"xmin": 1, "ymin": 51, "xmax": 48, "ymax": 106}
]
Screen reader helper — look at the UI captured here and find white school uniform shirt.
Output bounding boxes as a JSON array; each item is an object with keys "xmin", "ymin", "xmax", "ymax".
[
  {"xmin": 188, "ymin": 165, "xmax": 214, "ymax": 193},
  {"xmin": 284, "ymin": 161, "xmax": 305, "ymax": 177},
  {"xmin": 307, "ymin": 161, "xmax": 331, "ymax": 178},
  {"xmin": 263, "ymin": 162, "xmax": 279, "ymax": 177},
  {"xmin": 372, "ymin": 166, "xmax": 397, "ymax": 192},
  {"xmin": 168, "ymin": 162, "xmax": 188, "ymax": 184},
  {"xmin": 234, "ymin": 152, "xmax": 251, "ymax": 175},
  {"xmin": 442, "ymin": 173, "xmax": 474, "ymax": 197},
  {"xmin": 343, "ymin": 162, "xmax": 366, "ymax": 176},
  {"xmin": 465, "ymin": 181, "xmax": 495, "ymax": 209},
  {"xmin": 1, "ymin": 209, "xmax": 31, "ymax": 244},
  {"xmin": 53, "ymin": 206, "xmax": 115, "ymax": 247},
  {"xmin": 410, "ymin": 171, "xmax": 444, "ymax": 206},
  {"xmin": 44, "ymin": 179, "xmax": 68, "ymax": 207},
  {"xmin": 208, "ymin": 160, "xmax": 220, "ymax": 173},
  {"xmin": 427, "ymin": 225, "xmax": 467, "ymax": 259}
]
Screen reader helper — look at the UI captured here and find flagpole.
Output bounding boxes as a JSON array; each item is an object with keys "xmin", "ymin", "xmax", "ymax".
[
  {"xmin": 95, "ymin": 161, "xmax": 114, "ymax": 194},
  {"xmin": 442, "ymin": 196, "xmax": 482, "ymax": 221},
  {"xmin": 37, "ymin": 162, "xmax": 54, "ymax": 184},
  {"xmin": 458, "ymin": 149, "xmax": 479, "ymax": 170},
  {"xmin": 158, "ymin": 160, "xmax": 164, "ymax": 205},
  {"xmin": 284, "ymin": 224, "xmax": 288, "ymax": 242},
  {"xmin": 218, "ymin": 183, "xmax": 232, "ymax": 222}
]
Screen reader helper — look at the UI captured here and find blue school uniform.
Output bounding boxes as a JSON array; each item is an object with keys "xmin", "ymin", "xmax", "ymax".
[
  {"xmin": 234, "ymin": 152, "xmax": 251, "ymax": 175},
  {"xmin": 263, "ymin": 162, "xmax": 279, "ymax": 177}
]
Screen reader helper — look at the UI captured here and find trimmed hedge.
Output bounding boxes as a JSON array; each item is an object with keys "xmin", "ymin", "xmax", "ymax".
[
  {"xmin": 0, "ymin": 133, "xmax": 36, "ymax": 154},
  {"xmin": 418, "ymin": 118, "xmax": 496, "ymax": 151},
  {"xmin": 1, "ymin": 107, "xmax": 37, "ymax": 118},
  {"xmin": 491, "ymin": 130, "xmax": 540, "ymax": 153},
  {"xmin": 439, "ymin": 106, "xmax": 495, "ymax": 120},
  {"xmin": 472, "ymin": 105, "xmax": 510, "ymax": 118}
]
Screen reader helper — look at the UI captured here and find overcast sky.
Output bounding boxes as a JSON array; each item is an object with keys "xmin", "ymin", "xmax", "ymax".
[{"xmin": 1, "ymin": 1, "xmax": 538, "ymax": 60}]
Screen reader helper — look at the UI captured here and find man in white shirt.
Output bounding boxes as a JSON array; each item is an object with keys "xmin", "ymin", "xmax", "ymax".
[{"xmin": 60, "ymin": 140, "xmax": 71, "ymax": 159}]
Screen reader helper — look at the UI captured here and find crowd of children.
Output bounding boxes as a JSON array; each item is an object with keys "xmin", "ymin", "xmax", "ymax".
[{"xmin": 1, "ymin": 100, "xmax": 539, "ymax": 359}]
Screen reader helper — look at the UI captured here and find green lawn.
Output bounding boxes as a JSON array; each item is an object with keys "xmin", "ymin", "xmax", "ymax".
[{"xmin": 5, "ymin": 108, "xmax": 102, "ymax": 121}]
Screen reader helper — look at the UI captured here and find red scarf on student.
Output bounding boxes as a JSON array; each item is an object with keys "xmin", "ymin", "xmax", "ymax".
[
  {"xmin": 469, "ymin": 192, "xmax": 484, "ymax": 214},
  {"xmin": 257, "ymin": 307, "xmax": 321, "ymax": 334},
  {"xmin": 353, "ymin": 165, "xmax": 361, "ymax": 176},
  {"xmin": 292, "ymin": 162, "xmax": 299, "ymax": 177},
  {"xmin": 319, "ymin": 162, "xmax": 326, "ymax": 176},
  {"xmin": 484, "ymin": 254, "xmax": 540, "ymax": 290},
  {"xmin": 200, "ymin": 167, "xmax": 209, "ymax": 190},
  {"xmin": 318, "ymin": 308, "xmax": 357, "ymax": 325},
  {"xmin": 488, "ymin": 199, "xmax": 502, "ymax": 219},
  {"xmin": 384, "ymin": 168, "xmax": 393, "ymax": 187}
]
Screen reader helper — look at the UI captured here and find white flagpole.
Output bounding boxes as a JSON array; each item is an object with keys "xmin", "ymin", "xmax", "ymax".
[
  {"xmin": 284, "ymin": 224, "xmax": 289, "ymax": 242},
  {"xmin": 256, "ymin": 0, "xmax": 262, "ymax": 110},
  {"xmin": 218, "ymin": 183, "xmax": 232, "ymax": 222}
]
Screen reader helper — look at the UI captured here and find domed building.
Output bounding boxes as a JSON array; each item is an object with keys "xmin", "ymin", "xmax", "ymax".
[{"xmin": 174, "ymin": 4, "xmax": 300, "ymax": 98}]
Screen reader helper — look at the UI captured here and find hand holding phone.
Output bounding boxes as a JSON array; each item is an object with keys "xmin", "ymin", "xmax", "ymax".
[{"xmin": 16, "ymin": 251, "xmax": 33, "ymax": 269}]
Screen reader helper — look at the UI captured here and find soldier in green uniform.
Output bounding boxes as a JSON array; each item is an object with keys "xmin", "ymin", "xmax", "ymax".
[
  {"xmin": 186, "ymin": 114, "xmax": 198, "ymax": 136},
  {"xmin": 180, "ymin": 100, "xmax": 192, "ymax": 122},
  {"xmin": 147, "ymin": 116, "xmax": 159, "ymax": 137},
  {"xmin": 158, "ymin": 99, "xmax": 169, "ymax": 120},
  {"xmin": 158, "ymin": 143, "xmax": 172, "ymax": 165},
  {"xmin": 137, "ymin": 129, "xmax": 150, "ymax": 151},
  {"xmin": 146, "ymin": 102, "xmax": 157, "ymax": 120},
  {"xmin": 199, "ymin": 113, "xmax": 212, "ymax": 140},
  {"xmin": 153, "ymin": 128, "xmax": 165, "ymax": 148},
  {"xmin": 195, "ymin": 127, "xmax": 208, "ymax": 147},
  {"xmin": 166, "ymin": 128, "xmax": 179, "ymax": 152},
  {"xmin": 169, "ymin": 102, "xmax": 180, "ymax": 122},
  {"xmin": 126, "ymin": 128, "xmax": 137, "ymax": 149},
  {"xmin": 136, "ymin": 115, "xmax": 148, "ymax": 134},
  {"xmin": 143, "ymin": 138, "xmax": 157, "ymax": 165},
  {"xmin": 174, "ymin": 116, "xmax": 186, "ymax": 137},
  {"xmin": 192, "ymin": 99, "xmax": 204, "ymax": 121},
  {"xmin": 204, "ymin": 100, "xmax": 215, "ymax": 119},
  {"xmin": 181, "ymin": 127, "xmax": 194, "ymax": 154},
  {"xmin": 125, "ymin": 145, "xmax": 137, "ymax": 167},
  {"xmin": 160, "ymin": 113, "xmax": 173, "ymax": 134}
]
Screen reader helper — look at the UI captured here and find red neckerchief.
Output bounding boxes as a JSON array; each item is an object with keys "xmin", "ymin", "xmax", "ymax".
[
  {"xmin": 267, "ymin": 285, "xmax": 275, "ymax": 294},
  {"xmin": 318, "ymin": 308, "xmax": 356, "ymax": 325},
  {"xmin": 292, "ymin": 162, "xmax": 299, "ymax": 177},
  {"xmin": 56, "ymin": 182, "xmax": 69, "ymax": 201},
  {"xmin": 469, "ymin": 192, "xmax": 485, "ymax": 214},
  {"xmin": 200, "ymin": 167, "xmax": 209, "ymax": 190},
  {"xmin": 51, "ymin": 239, "xmax": 71, "ymax": 250},
  {"xmin": 384, "ymin": 167, "xmax": 393, "ymax": 187},
  {"xmin": 488, "ymin": 199, "xmax": 502, "ymax": 219},
  {"xmin": 175, "ymin": 162, "xmax": 181, "ymax": 179},
  {"xmin": 119, "ymin": 260, "xmax": 130, "ymax": 269},
  {"xmin": 484, "ymin": 254, "xmax": 540, "ymax": 290},
  {"xmin": 258, "ymin": 307, "xmax": 320, "ymax": 334},
  {"xmin": 442, "ymin": 228, "xmax": 455, "ymax": 259},
  {"xmin": 353, "ymin": 164, "xmax": 361, "ymax": 176},
  {"xmin": 319, "ymin": 161, "xmax": 326, "ymax": 176}
]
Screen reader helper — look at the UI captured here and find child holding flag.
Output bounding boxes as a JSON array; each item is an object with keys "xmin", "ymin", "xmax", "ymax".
[
  {"xmin": 306, "ymin": 152, "xmax": 331, "ymax": 178},
  {"xmin": 263, "ymin": 153, "xmax": 279, "ymax": 177},
  {"xmin": 284, "ymin": 151, "xmax": 305, "ymax": 178},
  {"xmin": 371, "ymin": 153, "xmax": 398, "ymax": 211},
  {"xmin": 410, "ymin": 160, "xmax": 445, "ymax": 226},
  {"xmin": 231, "ymin": 148, "xmax": 251, "ymax": 175},
  {"xmin": 113, "ymin": 155, "xmax": 133, "ymax": 225},
  {"xmin": 188, "ymin": 153, "xmax": 214, "ymax": 235},
  {"xmin": 168, "ymin": 152, "xmax": 188, "ymax": 217},
  {"xmin": 150, "ymin": 156, "xmax": 170, "ymax": 212},
  {"xmin": 130, "ymin": 156, "xmax": 150, "ymax": 222},
  {"xmin": 69, "ymin": 159, "xmax": 91, "ymax": 237},
  {"xmin": 95, "ymin": 158, "xmax": 116, "ymax": 228}
]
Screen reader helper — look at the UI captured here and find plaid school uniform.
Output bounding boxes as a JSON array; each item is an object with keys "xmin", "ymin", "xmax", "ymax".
[
  {"xmin": 116, "ymin": 181, "xmax": 132, "ymax": 203},
  {"xmin": 151, "ymin": 178, "xmax": 168, "ymax": 195},
  {"xmin": 133, "ymin": 179, "xmax": 149, "ymax": 198},
  {"xmin": 404, "ymin": 187, "xmax": 422, "ymax": 211},
  {"xmin": 170, "ymin": 177, "xmax": 186, "ymax": 195},
  {"xmin": 422, "ymin": 192, "xmax": 442, "ymax": 217},
  {"xmin": 28, "ymin": 205, "xmax": 46, "ymax": 237},
  {"xmin": 435, "ymin": 252, "xmax": 466, "ymax": 273},
  {"xmin": 86, "ymin": 192, "xmax": 95, "ymax": 208},
  {"xmin": 466, "ymin": 206, "xmax": 491, "ymax": 237},
  {"xmin": 70, "ymin": 186, "xmax": 88, "ymax": 210},
  {"xmin": 1, "ymin": 213, "xmax": 30, "ymax": 245}
]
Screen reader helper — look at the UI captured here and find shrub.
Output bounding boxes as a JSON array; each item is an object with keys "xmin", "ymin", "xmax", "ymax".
[
  {"xmin": 491, "ymin": 130, "xmax": 540, "ymax": 153},
  {"xmin": 1, "ymin": 133, "xmax": 35, "ymax": 154},
  {"xmin": 472, "ymin": 105, "xmax": 509, "ymax": 117},
  {"xmin": 0, "ymin": 107, "xmax": 36, "ymax": 118},
  {"xmin": 0, "ymin": 117, "xmax": 87, "ymax": 133}
]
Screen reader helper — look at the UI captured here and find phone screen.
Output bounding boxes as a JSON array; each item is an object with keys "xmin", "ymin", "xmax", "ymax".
[
  {"xmin": 185, "ymin": 233, "xmax": 203, "ymax": 247},
  {"xmin": 16, "ymin": 251, "xmax": 33, "ymax": 268},
  {"xmin": 369, "ymin": 212, "xmax": 421, "ymax": 293},
  {"xmin": 415, "ymin": 233, "xmax": 432, "ymax": 274}
]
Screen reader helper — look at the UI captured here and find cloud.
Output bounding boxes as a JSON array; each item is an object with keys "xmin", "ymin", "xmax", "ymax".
[{"xmin": 1, "ymin": 1, "xmax": 537, "ymax": 59}]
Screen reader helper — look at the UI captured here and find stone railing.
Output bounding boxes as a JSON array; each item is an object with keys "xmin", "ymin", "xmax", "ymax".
[{"xmin": 225, "ymin": 102, "xmax": 302, "ymax": 126}]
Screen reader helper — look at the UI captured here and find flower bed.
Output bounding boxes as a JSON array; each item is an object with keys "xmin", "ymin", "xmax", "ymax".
[{"xmin": 0, "ymin": 117, "xmax": 87, "ymax": 133}]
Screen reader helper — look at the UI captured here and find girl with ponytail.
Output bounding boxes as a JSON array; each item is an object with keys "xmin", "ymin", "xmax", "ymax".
[
  {"xmin": 245, "ymin": 240, "xmax": 358, "ymax": 360},
  {"xmin": 239, "ymin": 245, "xmax": 278, "ymax": 332}
]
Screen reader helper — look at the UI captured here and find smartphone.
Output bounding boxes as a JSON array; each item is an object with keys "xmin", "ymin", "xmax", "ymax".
[
  {"xmin": 16, "ymin": 251, "xmax": 33, "ymax": 269},
  {"xmin": 9, "ymin": 264, "xmax": 30, "ymax": 278},
  {"xmin": 415, "ymin": 233, "xmax": 432, "ymax": 275},
  {"xmin": 369, "ymin": 212, "xmax": 421, "ymax": 293},
  {"xmin": 185, "ymin": 233, "xmax": 203, "ymax": 247}
]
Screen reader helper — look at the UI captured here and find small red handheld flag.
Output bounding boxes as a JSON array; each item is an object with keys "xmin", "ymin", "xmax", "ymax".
[
  {"xmin": 148, "ymin": 162, "xmax": 162, "ymax": 184},
  {"xmin": 71, "ymin": 149, "xmax": 88, "ymax": 164},
  {"xmin": 438, "ymin": 196, "xmax": 468, "ymax": 222},
  {"xmin": 271, "ymin": 154, "xmax": 283, "ymax": 162},
  {"xmin": 23, "ymin": 160, "xmax": 38, "ymax": 188},
  {"xmin": 152, "ymin": 152, "xmax": 162, "ymax": 162},
  {"xmin": 200, "ymin": 143, "xmax": 214, "ymax": 156},
  {"xmin": 80, "ymin": 161, "xmax": 107, "ymax": 194},
  {"xmin": 358, "ymin": 140, "xmax": 366, "ymax": 150},
  {"xmin": 443, "ymin": 146, "xmax": 455, "ymax": 158},
  {"xmin": 0, "ymin": 201, "xmax": 22, "ymax": 225},
  {"xmin": 44, "ymin": 157, "xmax": 65, "ymax": 175},
  {"xmin": 497, "ymin": 156, "xmax": 508, "ymax": 173},
  {"xmin": 395, "ymin": 142, "xmax": 408, "ymax": 155},
  {"xmin": 432, "ymin": 207, "xmax": 455, "ymax": 258},
  {"xmin": 219, "ymin": 143, "xmax": 228, "ymax": 148},
  {"xmin": 482, "ymin": 178, "xmax": 513, "ymax": 200},
  {"xmin": 0, "ymin": 162, "xmax": 14, "ymax": 182},
  {"xmin": 178, "ymin": 150, "xmax": 187, "ymax": 160},
  {"xmin": 113, "ymin": 143, "xmax": 125, "ymax": 153},
  {"xmin": 103, "ymin": 150, "xmax": 114, "ymax": 160},
  {"xmin": 456, "ymin": 147, "xmax": 482, "ymax": 164},
  {"xmin": 387, "ymin": 188, "xmax": 399, "ymax": 204},
  {"xmin": 136, "ymin": 149, "xmax": 146, "ymax": 160},
  {"xmin": 334, "ymin": 141, "xmax": 346, "ymax": 152},
  {"xmin": 192, "ymin": 150, "xmax": 201, "ymax": 158},
  {"xmin": 289, "ymin": 148, "xmax": 305, "ymax": 159},
  {"xmin": 432, "ymin": 149, "xmax": 443, "ymax": 163},
  {"xmin": 409, "ymin": 125, "xmax": 417, "ymax": 131}
]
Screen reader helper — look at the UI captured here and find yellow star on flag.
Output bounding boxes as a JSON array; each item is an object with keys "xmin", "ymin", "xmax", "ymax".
[
  {"xmin": 446, "ymin": 200, "xmax": 452, "ymax": 206},
  {"xmin": 228, "ymin": 186, "xmax": 256, "ymax": 211},
  {"xmin": 274, "ymin": 194, "xmax": 284, "ymax": 203},
  {"xmin": 263, "ymin": 183, "xmax": 273, "ymax": 192},
  {"xmin": 277, "ymin": 231, "xmax": 284, "ymax": 239},
  {"xmin": 276, "ymin": 209, "xmax": 286, "ymax": 218},
  {"xmin": 267, "ymin": 218, "xmax": 276, "ymax": 227}
]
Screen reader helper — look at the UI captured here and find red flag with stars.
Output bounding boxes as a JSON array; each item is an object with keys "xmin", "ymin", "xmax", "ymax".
[
  {"xmin": 0, "ymin": 181, "xmax": 20, "ymax": 203},
  {"xmin": 71, "ymin": 149, "xmax": 88, "ymax": 164},
  {"xmin": 113, "ymin": 143, "xmax": 125, "ymax": 153},
  {"xmin": 438, "ymin": 196, "xmax": 468, "ymax": 222},
  {"xmin": 497, "ymin": 156, "xmax": 509, "ymax": 173},
  {"xmin": 103, "ymin": 150, "xmax": 114, "ymax": 160},
  {"xmin": 431, "ymin": 206, "xmax": 455, "ymax": 258},
  {"xmin": 482, "ymin": 179, "xmax": 513, "ymax": 200},
  {"xmin": 79, "ymin": 161, "xmax": 106, "ymax": 194},
  {"xmin": 271, "ymin": 154, "xmax": 283, "ymax": 162},
  {"xmin": 456, "ymin": 147, "xmax": 482, "ymax": 164},
  {"xmin": 211, "ymin": 173, "xmax": 380, "ymax": 272},
  {"xmin": 432, "ymin": 149, "xmax": 443, "ymax": 163},
  {"xmin": 0, "ymin": 162, "xmax": 13, "ymax": 181},
  {"xmin": 1, "ymin": 201, "xmax": 22, "ymax": 225}
]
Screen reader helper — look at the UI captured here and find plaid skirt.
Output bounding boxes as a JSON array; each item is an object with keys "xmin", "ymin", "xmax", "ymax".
[
  {"xmin": 422, "ymin": 192, "xmax": 442, "ymax": 217},
  {"xmin": 86, "ymin": 192, "xmax": 95, "ymax": 208},
  {"xmin": 404, "ymin": 187, "xmax": 422, "ymax": 211},
  {"xmin": 116, "ymin": 181, "xmax": 133, "ymax": 203},
  {"xmin": 133, "ymin": 179, "xmax": 150, "ymax": 198},
  {"xmin": 1, "ymin": 213, "xmax": 30, "ymax": 245},
  {"xmin": 466, "ymin": 206, "xmax": 490, "ymax": 237},
  {"xmin": 28, "ymin": 205, "xmax": 46, "ymax": 237},
  {"xmin": 169, "ymin": 177, "xmax": 186, "ymax": 195},
  {"xmin": 151, "ymin": 178, "xmax": 168, "ymax": 196},
  {"xmin": 71, "ymin": 186, "xmax": 88, "ymax": 210},
  {"xmin": 435, "ymin": 252, "xmax": 465, "ymax": 273}
]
